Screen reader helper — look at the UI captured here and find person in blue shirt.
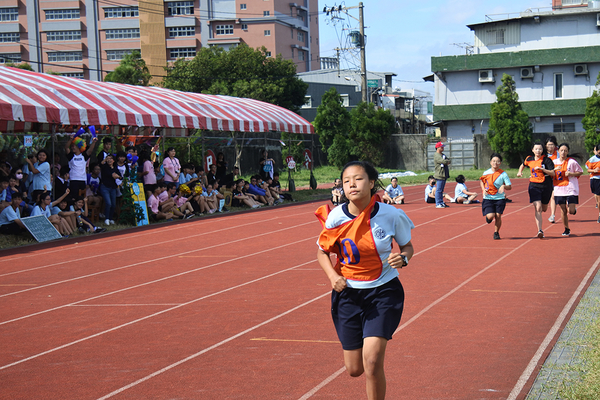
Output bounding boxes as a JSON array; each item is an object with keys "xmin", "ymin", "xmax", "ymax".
[
  {"xmin": 248, "ymin": 175, "xmax": 274, "ymax": 205},
  {"xmin": 0, "ymin": 192, "xmax": 25, "ymax": 235},
  {"xmin": 25, "ymin": 149, "xmax": 52, "ymax": 204},
  {"xmin": 480, "ymin": 153, "xmax": 512, "ymax": 240},
  {"xmin": 382, "ymin": 177, "xmax": 405, "ymax": 205}
]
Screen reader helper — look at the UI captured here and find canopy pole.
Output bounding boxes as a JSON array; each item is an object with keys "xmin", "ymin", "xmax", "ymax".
[{"xmin": 51, "ymin": 124, "xmax": 55, "ymax": 200}]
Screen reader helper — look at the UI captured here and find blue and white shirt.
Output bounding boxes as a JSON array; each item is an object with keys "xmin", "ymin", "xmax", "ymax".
[{"xmin": 385, "ymin": 184, "xmax": 404, "ymax": 198}]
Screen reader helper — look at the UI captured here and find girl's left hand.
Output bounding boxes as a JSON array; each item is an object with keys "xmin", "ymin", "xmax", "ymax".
[{"xmin": 387, "ymin": 253, "xmax": 407, "ymax": 269}]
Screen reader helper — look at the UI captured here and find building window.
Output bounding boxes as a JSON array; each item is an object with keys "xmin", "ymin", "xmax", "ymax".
[
  {"xmin": 0, "ymin": 53, "xmax": 21, "ymax": 64},
  {"xmin": 298, "ymin": 51, "xmax": 305, "ymax": 61},
  {"xmin": 265, "ymin": 51, "xmax": 271, "ymax": 57},
  {"xmin": 263, "ymin": 11, "xmax": 270, "ymax": 16},
  {"xmin": 485, "ymin": 28, "xmax": 505, "ymax": 45},
  {"xmin": 46, "ymin": 31, "xmax": 81, "ymax": 41},
  {"xmin": 62, "ymin": 72, "xmax": 84, "ymax": 79},
  {"xmin": 241, "ymin": 24, "xmax": 248, "ymax": 30},
  {"xmin": 341, "ymin": 94, "xmax": 350, "ymax": 107},
  {"xmin": 169, "ymin": 47, "xmax": 196, "ymax": 59},
  {"xmin": 106, "ymin": 29, "xmax": 140, "ymax": 39},
  {"xmin": 168, "ymin": 1, "xmax": 194, "ymax": 16},
  {"xmin": 264, "ymin": 30, "xmax": 271, "ymax": 36},
  {"xmin": 216, "ymin": 25, "xmax": 234, "ymax": 35},
  {"xmin": 553, "ymin": 122, "xmax": 576, "ymax": 133},
  {"xmin": 106, "ymin": 49, "xmax": 134, "ymax": 61},
  {"xmin": 45, "ymin": 9, "xmax": 81, "ymax": 20},
  {"xmin": 554, "ymin": 73, "xmax": 563, "ymax": 99},
  {"xmin": 562, "ymin": 0, "xmax": 587, "ymax": 4},
  {"xmin": 240, "ymin": 3, "xmax": 247, "ymax": 9},
  {"xmin": 104, "ymin": 7, "xmax": 139, "ymax": 18},
  {"xmin": 169, "ymin": 26, "xmax": 195, "ymax": 37},
  {"xmin": 291, "ymin": 48, "xmax": 294, "ymax": 58},
  {"xmin": 302, "ymin": 96, "xmax": 312, "ymax": 108},
  {"xmin": 297, "ymin": 31, "xmax": 304, "ymax": 42},
  {"xmin": 48, "ymin": 52, "xmax": 83, "ymax": 62},
  {"xmin": 0, "ymin": 8, "xmax": 18, "ymax": 22},
  {"xmin": 0, "ymin": 33, "xmax": 20, "ymax": 43}
]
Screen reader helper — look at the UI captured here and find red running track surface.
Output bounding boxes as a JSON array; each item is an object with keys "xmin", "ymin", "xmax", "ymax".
[{"xmin": 1, "ymin": 177, "xmax": 599, "ymax": 400}]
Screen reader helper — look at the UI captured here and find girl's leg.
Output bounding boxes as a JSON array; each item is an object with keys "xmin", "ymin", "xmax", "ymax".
[
  {"xmin": 362, "ymin": 337, "xmax": 388, "ymax": 400},
  {"xmin": 68, "ymin": 214, "xmax": 77, "ymax": 231},
  {"xmin": 533, "ymin": 201, "xmax": 543, "ymax": 231},
  {"xmin": 559, "ymin": 203, "xmax": 569, "ymax": 230},
  {"xmin": 109, "ymin": 188, "xmax": 117, "ymax": 220},
  {"xmin": 568, "ymin": 202, "xmax": 577, "ymax": 215},
  {"xmin": 494, "ymin": 213, "xmax": 502, "ymax": 233},
  {"xmin": 549, "ymin": 194, "xmax": 556, "ymax": 222}
]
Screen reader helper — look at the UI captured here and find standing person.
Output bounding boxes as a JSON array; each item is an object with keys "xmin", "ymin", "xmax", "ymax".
[
  {"xmin": 215, "ymin": 152, "xmax": 228, "ymax": 183},
  {"xmin": 65, "ymin": 134, "xmax": 98, "ymax": 200},
  {"xmin": 382, "ymin": 177, "xmax": 405, "ymax": 205},
  {"xmin": 433, "ymin": 142, "xmax": 451, "ymax": 208},
  {"xmin": 480, "ymin": 153, "xmax": 512, "ymax": 240},
  {"xmin": 545, "ymin": 136, "xmax": 559, "ymax": 223},
  {"xmin": 259, "ymin": 150, "xmax": 275, "ymax": 181},
  {"xmin": 99, "ymin": 154, "xmax": 122, "ymax": 226},
  {"xmin": 585, "ymin": 144, "xmax": 600, "ymax": 223},
  {"xmin": 97, "ymin": 137, "xmax": 113, "ymax": 163},
  {"xmin": 139, "ymin": 150, "xmax": 157, "ymax": 199},
  {"xmin": 162, "ymin": 147, "xmax": 181, "ymax": 184},
  {"xmin": 315, "ymin": 161, "xmax": 414, "ymax": 400},
  {"xmin": 517, "ymin": 141, "xmax": 555, "ymax": 238},
  {"xmin": 25, "ymin": 149, "xmax": 52, "ymax": 203},
  {"xmin": 553, "ymin": 143, "xmax": 583, "ymax": 237}
]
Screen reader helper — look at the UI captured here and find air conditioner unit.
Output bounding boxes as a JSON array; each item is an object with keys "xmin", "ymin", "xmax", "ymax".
[
  {"xmin": 574, "ymin": 64, "xmax": 588, "ymax": 75},
  {"xmin": 479, "ymin": 70, "xmax": 495, "ymax": 83},
  {"xmin": 521, "ymin": 67, "xmax": 534, "ymax": 79}
]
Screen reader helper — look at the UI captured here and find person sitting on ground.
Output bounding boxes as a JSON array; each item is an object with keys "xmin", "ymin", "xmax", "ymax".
[
  {"xmin": 221, "ymin": 166, "xmax": 239, "ymax": 189},
  {"xmin": 196, "ymin": 166, "xmax": 208, "ymax": 189},
  {"xmin": 8, "ymin": 173, "xmax": 32, "ymax": 217},
  {"xmin": 163, "ymin": 182, "xmax": 187, "ymax": 219},
  {"xmin": 148, "ymin": 183, "xmax": 175, "ymax": 221},
  {"xmin": 201, "ymin": 183, "xmax": 219, "ymax": 213},
  {"xmin": 232, "ymin": 179, "xmax": 262, "ymax": 209},
  {"xmin": 31, "ymin": 189, "xmax": 72, "ymax": 236},
  {"xmin": 331, "ymin": 178, "xmax": 343, "ymax": 206},
  {"xmin": 0, "ymin": 191, "xmax": 26, "ymax": 235},
  {"xmin": 52, "ymin": 197, "xmax": 78, "ymax": 235},
  {"xmin": 453, "ymin": 175, "xmax": 479, "ymax": 204},
  {"xmin": 172, "ymin": 185, "xmax": 196, "ymax": 219},
  {"xmin": 0, "ymin": 176, "xmax": 10, "ymax": 212},
  {"xmin": 211, "ymin": 181, "xmax": 227, "ymax": 211},
  {"xmin": 424, "ymin": 176, "xmax": 437, "ymax": 204},
  {"xmin": 178, "ymin": 164, "xmax": 199, "ymax": 188},
  {"xmin": 256, "ymin": 175, "xmax": 277, "ymax": 205},
  {"xmin": 247, "ymin": 175, "xmax": 273, "ymax": 205},
  {"xmin": 264, "ymin": 177, "xmax": 283, "ymax": 202},
  {"xmin": 71, "ymin": 196, "xmax": 106, "ymax": 234},
  {"xmin": 382, "ymin": 177, "xmax": 405, "ymax": 205}
]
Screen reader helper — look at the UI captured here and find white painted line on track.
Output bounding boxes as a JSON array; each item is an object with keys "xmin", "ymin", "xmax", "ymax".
[{"xmin": 0, "ymin": 258, "xmax": 321, "ymax": 371}]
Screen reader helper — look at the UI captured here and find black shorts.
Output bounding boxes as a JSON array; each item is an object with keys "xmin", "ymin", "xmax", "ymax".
[
  {"xmin": 426, "ymin": 197, "xmax": 436, "ymax": 204},
  {"xmin": 331, "ymin": 278, "xmax": 404, "ymax": 351},
  {"xmin": 528, "ymin": 183, "xmax": 553, "ymax": 204},
  {"xmin": 554, "ymin": 195, "xmax": 578, "ymax": 205},
  {"xmin": 591, "ymin": 179, "xmax": 600, "ymax": 196},
  {"xmin": 482, "ymin": 198, "xmax": 506, "ymax": 216}
]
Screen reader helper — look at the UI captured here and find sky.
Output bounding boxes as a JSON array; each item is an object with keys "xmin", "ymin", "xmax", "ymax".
[{"xmin": 317, "ymin": 0, "xmax": 550, "ymax": 94}]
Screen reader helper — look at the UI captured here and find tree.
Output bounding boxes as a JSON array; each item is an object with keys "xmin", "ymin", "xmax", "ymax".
[
  {"xmin": 488, "ymin": 73, "xmax": 533, "ymax": 165},
  {"xmin": 313, "ymin": 88, "xmax": 351, "ymax": 167},
  {"xmin": 582, "ymin": 72, "xmax": 600, "ymax": 154},
  {"xmin": 162, "ymin": 44, "xmax": 307, "ymax": 112},
  {"xmin": 104, "ymin": 51, "xmax": 151, "ymax": 86}
]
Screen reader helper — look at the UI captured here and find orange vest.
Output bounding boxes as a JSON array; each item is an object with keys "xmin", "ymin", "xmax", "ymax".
[
  {"xmin": 586, "ymin": 159, "xmax": 600, "ymax": 177},
  {"xmin": 548, "ymin": 150, "xmax": 558, "ymax": 160},
  {"xmin": 315, "ymin": 195, "xmax": 383, "ymax": 281},
  {"xmin": 553, "ymin": 158, "xmax": 571, "ymax": 187},
  {"xmin": 524, "ymin": 156, "xmax": 547, "ymax": 183},
  {"xmin": 480, "ymin": 169, "xmax": 504, "ymax": 195}
]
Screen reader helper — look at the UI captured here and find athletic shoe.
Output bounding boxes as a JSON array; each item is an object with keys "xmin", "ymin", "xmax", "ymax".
[
  {"xmin": 548, "ymin": 215, "xmax": 555, "ymax": 223},
  {"xmin": 443, "ymin": 203, "xmax": 450, "ymax": 208},
  {"xmin": 562, "ymin": 228, "xmax": 570, "ymax": 236},
  {"xmin": 436, "ymin": 204, "xmax": 445, "ymax": 209},
  {"xmin": 94, "ymin": 227, "xmax": 106, "ymax": 234},
  {"xmin": 110, "ymin": 220, "xmax": 115, "ymax": 225},
  {"xmin": 598, "ymin": 216, "xmax": 600, "ymax": 223},
  {"xmin": 493, "ymin": 232, "xmax": 500, "ymax": 240},
  {"xmin": 464, "ymin": 200, "xmax": 470, "ymax": 204},
  {"xmin": 185, "ymin": 213, "xmax": 195, "ymax": 219},
  {"xmin": 472, "ymin": 200, "xmax": 480, "ymax": 204},
  {"xmin": 537, "ymin": 230, "xmax": 544, "ymax": 239},
  {"xmin": 506, "ymin": 198, "xmax": 513, "ymax": 203},
  {"xmin": 105, "ymin": 219, "xmax": 111, "ymax": 226},
  {"xmin": 78, "ymin": 227, "xmax": 86, "ymax": 234}
]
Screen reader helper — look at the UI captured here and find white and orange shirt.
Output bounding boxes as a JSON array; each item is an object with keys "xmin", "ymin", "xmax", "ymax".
[{"xmin": 553, "ymin": 158, "xmax": 582, "ymax": 196}]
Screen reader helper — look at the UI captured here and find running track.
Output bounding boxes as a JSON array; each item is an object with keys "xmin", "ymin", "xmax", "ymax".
[{"xmin": 1, "ymin": 177, "xmax": 599, "ymax": 400}]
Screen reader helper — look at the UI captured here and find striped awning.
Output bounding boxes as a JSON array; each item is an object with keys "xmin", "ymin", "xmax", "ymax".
[{"xmin": 0, "ymin": 66, "xmax": 314, "ymax": 134}]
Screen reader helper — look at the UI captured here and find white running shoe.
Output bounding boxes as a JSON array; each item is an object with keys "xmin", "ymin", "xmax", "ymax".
[
  {"xmin": 105, "ymin": 219, "xmax": 111, "ymax": 226},
  {"xmin": 110, "ymin": 220, "xmax": 115, "ymax": 225},
  {"xmin": 548, "ymin": 215, "xmax": 555, "ymax": 223}
]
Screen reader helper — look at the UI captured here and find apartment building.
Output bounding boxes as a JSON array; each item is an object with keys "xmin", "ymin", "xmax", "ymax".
[{"xmin": 0, "ymin": 0, "xmax": 319, "ymax": 82}]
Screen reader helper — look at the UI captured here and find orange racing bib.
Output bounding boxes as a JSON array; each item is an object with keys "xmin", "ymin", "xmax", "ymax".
[{"xmin": 480, "ymin": 169, "xmax": 504, "ymax": 195}]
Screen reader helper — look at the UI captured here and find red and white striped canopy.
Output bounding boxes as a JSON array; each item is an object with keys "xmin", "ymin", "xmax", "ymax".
[{"xmin": 0, "ymin": 66, "xmax": 314, "ymax": 134}]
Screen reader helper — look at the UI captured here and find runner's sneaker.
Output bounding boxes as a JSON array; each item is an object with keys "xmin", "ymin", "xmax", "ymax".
[
  {"xmin": 443, "ymin": 203, "xmax": 450, "ymax": 208},
  {"xmin": 436, "ymin": 204, "xmax": 445, "ymax": 209},
  {"xmin": 548, "ymin": 215, "xmax": 555, "ymax": 223},
  {"xmin": 537, "ymin": 230, "xmax": 544, "ymax": 239},
  {"xmin": 493, "ymin": 232, "xmax": 500, "ymax": 240},
  {"xmin": 562, "ymin": 228, "xmax": 570, "ymax": 236}
]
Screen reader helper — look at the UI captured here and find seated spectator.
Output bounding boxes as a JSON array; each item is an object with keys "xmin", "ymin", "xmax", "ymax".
[
  {"xmin": 207, "ymin": 163, "xmax": 218, "ymax": 186},
  {"xmin": 425, "ymin": 175, "xmax": 452, "ymax": 204},
  {"xmin": 232, "ymin": 179, "xmax": 261, "ymax": 209},
  {"xmin": 248, "ymin": 175, "xmax": 273, "ymax": 205},
  {"xmin": 31, "ymin": 189, "xmax": 71, "ymax": 236},
  {"xmin": 256, "ymin": 176, "xmax": 280, "ymax": 205},
  {"xmin": 202, "ymin": 183, "xmax": 219, "ymax": 213},
  {"xmin": 162, "ymin": 182, "xmax": 187, "ymax": 219},
  {"xmin": 0, "ymin": 191, "xmax": 26, "ymax": 235},
  {"xmin": 52, "ymin": 197, "xmax": 77, "ymax": 235},
  {"xmin": 148, "ymin": 183, "xmax": 175, "ymax": 221},
  {"xmin": 264, "ymin": 177, "xmax": 283, "ymax": 203},
  {"xmin": 0, "ymin": 176, "xmax": 10, "ymax": 212},
  {"xmin": 196, "ymin": 166, "xmax": 208, "ymax": 188},
  {"xmin": 189, "ymin": 185, "xmax": 209, "ymax": 215},
  {"xmin": 382, "ymin": 177, "xmax": 405, "ymax": 205},
  {"xmin": 86, "ymin": 163, "xmax": 104, "ymax": 215},
  {"xmin": 221, "ymin": 166, "xmax": 239, "ymax": 189},
  {"xmin": 453, "ymin": 175, "xmax": 479, "ymax": 204},
  {"xmin": 331, "ymin": 178, "xmax": 343, "ymax": 206},
  {"xmin": 8, "ymin": 173, "xmax": 32, "ymax": 216},
  {"xmin": 178, "ymin": 164, "xmax": 199, "ymax": 188},
  {"xmin": 172, "ymin": 185, "xmax": 195, "ymax": 219},
  {"xmin": 71, "ymin": 196, "xmax": 106, "ymax": 234},
  {"xmin": 212, "ymin": 181, "xmax": 227, "ymax": 211},
  {"xmin": 272, "ymin": 173, "xmax": 294, "ymax": 201}
]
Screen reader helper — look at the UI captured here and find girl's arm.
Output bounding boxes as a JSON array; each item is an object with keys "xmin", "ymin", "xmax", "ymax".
[
  {"xmin": 51, "ymin": 189, "xmax": 70, "ymax": 207},
  {"xmin": 83, "ymin": 198, "xmax": 89, "ymax": 217},
  {"xmin": 516, "ymin": 163, "xmax": 525, "ymax": 177},
  {"xmin": 26, "ymin": 159, "xmax": 41, "ymax": 174},
  {"xmin": 317, "ymin": 248, "xmax": 346, "ymax": 292}
]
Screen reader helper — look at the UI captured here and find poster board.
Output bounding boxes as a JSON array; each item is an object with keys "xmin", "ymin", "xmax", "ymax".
[
  {"xmin": 129, "ymin": 183, "xmax": 150, "ymax": 226},
  {"xmin": 20, "ymin": 215, "xmax": 62, "ymax": 242}
]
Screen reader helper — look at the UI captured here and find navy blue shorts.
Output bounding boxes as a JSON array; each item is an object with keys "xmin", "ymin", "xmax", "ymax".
[
  {"xmin": 591, "ymin": 179, "xmax": 600, "ymax": 196},
  {"xmin": 331, "ymin": 278, "xmax": 404, "ymax": 350},
  {"xmin": 554, "ymin": 195, "xmax": 578, "ymax": 205},
  {"xmin": 528, "ymin": 183, "xmax": 553, "ymax": 204},
  {"xmin": 482, "ymin": 198, "xmax": 506, "ymax": 216}
]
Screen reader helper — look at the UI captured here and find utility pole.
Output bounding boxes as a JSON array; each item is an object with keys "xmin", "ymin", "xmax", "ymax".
[{"xmin": 359, "ymin": 2, "xmax": 367, "ymax": 102}]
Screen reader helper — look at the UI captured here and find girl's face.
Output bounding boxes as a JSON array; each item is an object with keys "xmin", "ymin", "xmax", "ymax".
[
  {"xmin": 342, "ymin": 165, "xmax": 373, "ymax": 203},
  {"xmin": 75, "ymin": 200, "xmax": 84, "ymax": 209},
  {"xmin": 490, "ymin": 156, "xmax": 502, "ymax": 170},
  {"xmin": 37, "ymin": 152, "xmax": 47, "ymax": 162},
  {"xmin": 207, "ymin": 185, "xmax": 213, "ymax": 192},
  {"xmin": 168, "ymin": 149, "xmax": 175, "ymax": 157},
  {"xmin": 533, "ymin": 144, "xmax": 544, "ymax": 157},
  {"xmin": 92, "ymin": 165, "xmax": 101, "ymax": 175},
  {"xmin": 118, "ymin": 156, "xmax": 126, "ymax": 163},
  {"xmin": 43, "ymin": 195, "xmax": 51, "ymax": 204},
  {"xmin": 559, "ymin": 145, "xmax": 569, "ymax": 159},
  {"xmin": 546, "ymin": 142, "xmax": 556, "ymax": 154},
  {"xmin": 106, "ymin": 156, "xmax": 114, "ymax": 165}
]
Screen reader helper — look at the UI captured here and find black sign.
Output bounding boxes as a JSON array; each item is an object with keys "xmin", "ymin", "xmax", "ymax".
[{"xmin": 20, "ymin": 215, "xmax": 62, "ymax": 242}]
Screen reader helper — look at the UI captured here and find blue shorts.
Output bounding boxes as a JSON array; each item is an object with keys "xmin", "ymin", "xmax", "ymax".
[
  {"xmin": 554, "ymin": 195, "xmax": 578, "ymax": 205},
  {"xmin": 331, "ymin": 278, "xmax": 404, "ymax": 350},
  {"xmin": 482, "ymin": 198, "xmax": 506, "ymax": 215}
]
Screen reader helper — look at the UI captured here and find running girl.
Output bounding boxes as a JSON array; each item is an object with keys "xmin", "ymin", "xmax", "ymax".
[
  {"xmin": 517, "ymin": 141, "xmax": 555, "ymax": 238},
  {"xmin": 552, "ymin": 143, "xmax": 583, "ymax": 236},
  {"xmin": 545, "ymin": 136, "xmax": 559, "ymax": 223},
  {"xmin": 480, "ymin": 153, "xmax": 512, "ymax": 240},
  {"xmin": 585, "ymin": 143, "xmax": 600, "ymax": 223},
  {"xmin": 316, "ymin": 161, "xmax": 414, "ymax": 400}
]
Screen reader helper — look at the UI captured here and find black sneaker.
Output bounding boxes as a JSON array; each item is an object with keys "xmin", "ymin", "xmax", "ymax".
[
  {"xmin": 537, "ymin": 230, "xmax": 544, "ymax": 239},
  {"xmin": 493, "ymin": 232, "xmax": 500, "ymax": 240},
  {"xmin": 506, "ymin": 198, "xmax": 513, "ymax": 203},
  {"xmin": 94, "ymin": 227, "xmax": 107, "ymax": 234},
  {"xmin": 562, "ymin": 228, "xmax": 570, "ymax": 236},
  {"xmin": 598, "ymin": 216, "xmax": 600, "ymax": 223}
]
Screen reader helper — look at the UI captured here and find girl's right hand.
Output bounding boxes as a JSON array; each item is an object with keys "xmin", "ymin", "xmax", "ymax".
[{"xmin": 331, "ymin": 275, "xmax": 347, "ymax": 292}]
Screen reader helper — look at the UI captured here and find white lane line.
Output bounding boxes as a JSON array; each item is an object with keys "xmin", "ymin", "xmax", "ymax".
[
  {"xmin": 0, "ymin": 221, "xmax": 315, "ymax": 299},
  {"xmin": 507, "ymin": 253, "xmax": 600, "ymax": 400},
  {"xmin": 0, "ymin": 259, "xmax": 321, "ymax": 371},
  {"xmin": 0, "ymin": 235, "xmax": 315, "ymax": 326}
]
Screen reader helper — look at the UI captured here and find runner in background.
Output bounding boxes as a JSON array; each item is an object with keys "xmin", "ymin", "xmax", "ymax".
[
  {"xmin": 480, "ymin": 153, "xmax": 512, "ymax": 240},
  {"xmin": 545, "ymin": 136, "xmax": 559, "ymax": 223},
  {"xmin": 552, "ymin": 143, "xmax": 583, "ymax": 237},
  {"xmin": 517, "ymin": 141, "xmax": 555, "ymax": 239},
  {"xmin": 585, "ymin": 143, "xmax": 600, "ymax": 223},
  {"xmin": 316, "ymin": 161, "xmax": 414, "ymax": 400}
]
